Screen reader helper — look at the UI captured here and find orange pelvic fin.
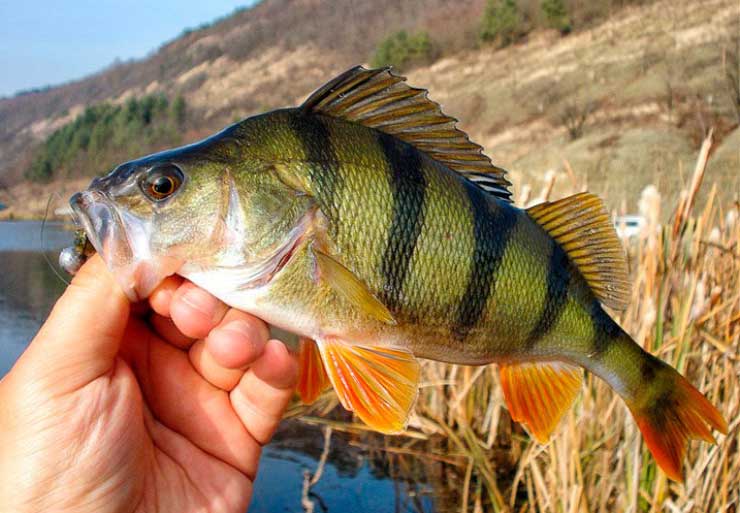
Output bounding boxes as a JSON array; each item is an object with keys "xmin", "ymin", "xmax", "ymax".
[
  {"xmin": 627, "ymin": 370, "xmax": 728, "ymax": 482},
  {"xmin": 500, "ymin": 360, "xmax": 583, "ymax": 443},
  {"xmin": 297, "ymin": 337, "xmax": 331, "ymax": 405},
  {"xmin": 318, "ymin": 339, "xmax": 420, "ymax": 434}
]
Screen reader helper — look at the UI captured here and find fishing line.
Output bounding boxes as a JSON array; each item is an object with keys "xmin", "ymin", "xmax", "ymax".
[{"xmin": 40, "ymin": 193, "xmax": 71, "ymax": 287}]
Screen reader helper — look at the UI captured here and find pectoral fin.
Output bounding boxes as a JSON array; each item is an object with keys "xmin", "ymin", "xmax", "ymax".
[
  {"xmin": 500, "ymin": 361, "xmax": 582, "ymax": 443},
  {"xmin": 297, "ymin": 337, "xmax": 331, "ymax": 404},
  {"xmin": 314, "ymin": 248, "xmax": 395, "ymax": 324},
  {"xmin": 317, "ymin": 338, "xmax": 420, "ymax": 434}
]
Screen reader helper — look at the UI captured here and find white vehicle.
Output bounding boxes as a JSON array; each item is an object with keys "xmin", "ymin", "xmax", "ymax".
[{"xmin": 614, "ymin": 215, "xmax": 646, "ymax": 239}]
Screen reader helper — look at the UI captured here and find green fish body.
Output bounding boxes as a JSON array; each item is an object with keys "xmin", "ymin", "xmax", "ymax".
[
  {"xmin": 69, "ymin": 67, "xmax": 726, "ymax": 481},
  {"xmin": 223, "ymin": 109, "xmax": 602, "ymax": 365}
]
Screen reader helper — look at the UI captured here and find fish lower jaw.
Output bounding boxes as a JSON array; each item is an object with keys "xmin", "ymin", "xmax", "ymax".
[{"xmin": 117, "ymin": 257, "xmax": 184, "ymax": 302}]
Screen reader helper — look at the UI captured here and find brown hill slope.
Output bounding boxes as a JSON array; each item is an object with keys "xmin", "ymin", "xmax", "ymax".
[
  {"xmin": 0, "ymin": 0, "xmax": 485, "ymax": 185},
  {"xmin": 1, "ymin": 0, "xmax": 737, "ymax": 218}
]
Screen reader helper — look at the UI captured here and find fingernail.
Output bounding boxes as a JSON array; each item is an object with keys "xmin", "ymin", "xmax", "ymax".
[{"xmin": 181, "ymin": 287, "xmax": 220, "ymax": 320}]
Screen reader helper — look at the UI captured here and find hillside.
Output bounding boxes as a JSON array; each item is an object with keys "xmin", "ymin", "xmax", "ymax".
[
  {"xmin": 0, "ymin": 0, "xmax": 486, "ymax": 185},
  {"xmin": 0, "ymin": 0, "xmax": 738, "ymax": 218}
]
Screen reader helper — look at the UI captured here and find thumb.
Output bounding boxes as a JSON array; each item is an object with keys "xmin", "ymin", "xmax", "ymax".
[{"xmin": 20, "ymin": 254, "xmax": 130, "ymax": 388}]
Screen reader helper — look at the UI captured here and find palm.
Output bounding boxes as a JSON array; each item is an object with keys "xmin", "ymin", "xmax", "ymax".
[{"xmin": 109, "ymin": 318, "xmax": 257, "ymax": 513}]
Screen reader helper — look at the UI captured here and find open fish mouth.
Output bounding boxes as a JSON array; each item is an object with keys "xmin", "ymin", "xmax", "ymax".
[
  {"xmin": 69, "ymin": 189, "xmax": 181, "ymax": 302},
  {"xmin": 70, "ymin": 190, "xmax": 133, "ymax": 270}
]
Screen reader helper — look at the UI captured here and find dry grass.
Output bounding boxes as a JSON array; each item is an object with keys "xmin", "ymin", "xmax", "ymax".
[{"xmin": 300, "ymin": 134, "xmax": 739, "ymax": 512}]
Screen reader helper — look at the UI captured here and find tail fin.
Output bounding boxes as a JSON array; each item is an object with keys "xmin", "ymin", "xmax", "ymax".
[{"xmin": 623, "ymin": 355, "xmax": 727, "ymax": 481}]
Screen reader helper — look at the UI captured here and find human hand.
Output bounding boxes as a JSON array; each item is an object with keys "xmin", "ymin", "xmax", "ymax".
[{"xmin": 0, "ymin": 255, "xmax": 298, "ymax": 513}]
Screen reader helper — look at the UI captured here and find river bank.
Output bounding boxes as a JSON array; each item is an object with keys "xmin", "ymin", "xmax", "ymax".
[{"xmin": 0, "ymin": 178, "xmax": 89, "ymax": 220}]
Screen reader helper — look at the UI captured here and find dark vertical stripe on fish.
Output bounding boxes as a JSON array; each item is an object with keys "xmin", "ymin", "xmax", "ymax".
[
  {"xmin": 588, "ymin": 301, "xmax": 622, "ymax": 358},
  {"xmin": 288, "ymin": 112, "xmax": 341, "ymax": 218},
  {"xmin": 378, "ymin": 132, "xmax": 426, "ymax": 313},
  {"xmin": 524, "ymin": 241, "xmax": 571, "ymax": 348},
  {"xmin": 453, "ymin": 183, "xmax": 517, "ymax": 340}
]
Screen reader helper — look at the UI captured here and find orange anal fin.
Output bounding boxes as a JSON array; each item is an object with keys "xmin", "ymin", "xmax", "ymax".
[
  {"xmin": 500, "ymin": 361, "xmax": 583, "ymax": 443},
  {"xmin": 628, "ymin": 371, "xmax": 728, "ymax": 482},
  {"xmin": 318, "ymin": 339, "xmax": 420, "ymax": 434},
  {"xmin": 297, "ymin": 337, "xmax": 331, "ymax": 405}
]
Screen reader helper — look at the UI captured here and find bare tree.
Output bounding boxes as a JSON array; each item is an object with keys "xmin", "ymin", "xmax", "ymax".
[{"xmin": 558, "ymin": 98, "xmax": 597, "ymax": 140}]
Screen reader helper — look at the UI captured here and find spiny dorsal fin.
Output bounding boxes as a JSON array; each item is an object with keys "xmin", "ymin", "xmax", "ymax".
[
  {"xmin": 500, "ymin": 360, "xmax": 582, "ymax": 443},
  {"xmin": 462, "ymin": 170, "xmax": 513, "ymax": 199},
  {"xmin": 301, "ymin": 66, "xmax": 513, "ymax": 202},
  {"xmin": 527, "ymin": 192, "xmax": 630, "ymax": 310}
]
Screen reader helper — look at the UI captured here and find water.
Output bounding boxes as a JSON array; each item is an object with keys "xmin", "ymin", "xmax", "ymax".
[
  {"xmin": 0, "ymin": 221, "xmax": 455, "ymax": 512},
  {"xmin": 0, "ymin": 221, "xmax": 72, "ymax": 375}
]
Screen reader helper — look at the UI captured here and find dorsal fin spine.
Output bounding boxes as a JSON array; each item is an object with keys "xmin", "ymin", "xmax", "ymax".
[{"xmin": 346, "ymin": 91, "xmax": 419, "ymax": 117}]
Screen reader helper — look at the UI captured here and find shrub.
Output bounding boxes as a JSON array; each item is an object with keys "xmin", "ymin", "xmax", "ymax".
[
  {"xmin": 541, "ymin": 0, "xmax": 571, "ymax": 34},
  {"xmin": 479, "ymin": 0, "xmax": 525, "ymax": 47},
  {"xmin": 371, "ymin": 30, "xmax": 437, "ymax": 70},
  {"xmin": 558, "ymin": 98, "xmax": 597, "ymax": 140}
]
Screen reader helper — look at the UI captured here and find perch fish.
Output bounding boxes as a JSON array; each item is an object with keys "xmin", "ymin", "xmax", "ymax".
[{"xmin": 65, "ymin": 66, "xmax": 726, "ymax": 481}]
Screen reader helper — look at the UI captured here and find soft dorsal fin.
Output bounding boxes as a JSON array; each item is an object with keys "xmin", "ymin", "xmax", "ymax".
[
  {"xmin": 301, "ymin": 66, "xmax": 513, "ymax": 202},
  {"xmin": 500, "ymin": 361, "xmax": 582, "ymax": 443},
  {"xmin": 527, "ymin": 192, "xmax": 630, "ymax": 310}
]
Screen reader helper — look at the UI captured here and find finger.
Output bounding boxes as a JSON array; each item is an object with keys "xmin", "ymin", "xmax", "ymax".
[
  {"xmin": 230, "ymin": 340, "xmax": 298, "ymax": 445},
  {"xmin": 124, "ymin": 326, "xmax": 262, "ymax": 478},
  {"xmin": 189, "ymin": 311, "xmax": 269, "ymax": 390},
  {"xmin": 148, "ymin": 275, "xmax": 184, "ymax": 318},
  {"xmin": 150, "ymin": 313, "xmax": 194, "ymax": 350},
  {"xmin": 189, "ymin": 340, "xmax": 244, "ymax": 391},
  {"xmin": 169, "ymin": 281, "xmax": 229, "ymax": 339},
  {"xmin": 206, "ymin": 311, "xmax": 270, "ymax": 369},
  {"xmin": 20, "ymin": 254, "xmax": 128, "ymax": 388}
]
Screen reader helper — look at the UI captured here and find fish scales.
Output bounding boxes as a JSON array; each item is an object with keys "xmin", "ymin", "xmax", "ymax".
[
  {"xmin": 243, "ymin": 109, "xmax": 591, "ymax": 364},
  {"xmin": 66, "ymin": 66, "xmax": 727, "ymax": 481}
]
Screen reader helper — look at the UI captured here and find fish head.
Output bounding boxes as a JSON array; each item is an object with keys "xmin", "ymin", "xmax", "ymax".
[
  {"xmin": 69, "ymin": 150, "xmax": 226, "ymax": 302},
  {"xmin": 69, "ymin": 123, "xmax": 315, "ymax": 302}
]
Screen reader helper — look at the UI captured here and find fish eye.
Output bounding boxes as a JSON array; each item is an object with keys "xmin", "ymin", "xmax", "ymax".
[{"xmin": 141, "ymin": 164, "xmax": 184, "ymax": 201}]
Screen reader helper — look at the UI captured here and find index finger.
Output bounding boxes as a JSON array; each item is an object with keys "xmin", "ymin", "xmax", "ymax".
[
  {"xmin": 148, "ymin": 275, "xmax": 184, "ymax": 318},
  {"xmin": 169, "ymin": 280, "xmax": 229, "ymax": 339},
  {"xmin": 150, "ymin": 277, "xmax": 233, "ymax": 340}
]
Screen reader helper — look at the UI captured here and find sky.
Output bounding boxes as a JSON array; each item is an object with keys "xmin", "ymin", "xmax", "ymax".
[{"xmin": 0, "ymin": 0, "xmax": 257, "ymax": 97}]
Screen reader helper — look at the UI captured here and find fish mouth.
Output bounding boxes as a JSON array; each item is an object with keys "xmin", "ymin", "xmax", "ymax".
[
  {"xmin": 70, "ymin": 190, "xmax": 133, "ymax": 270},
  {"xmin": 69, "ymin": 189, "xmax": 181, "ymax": 302}
]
